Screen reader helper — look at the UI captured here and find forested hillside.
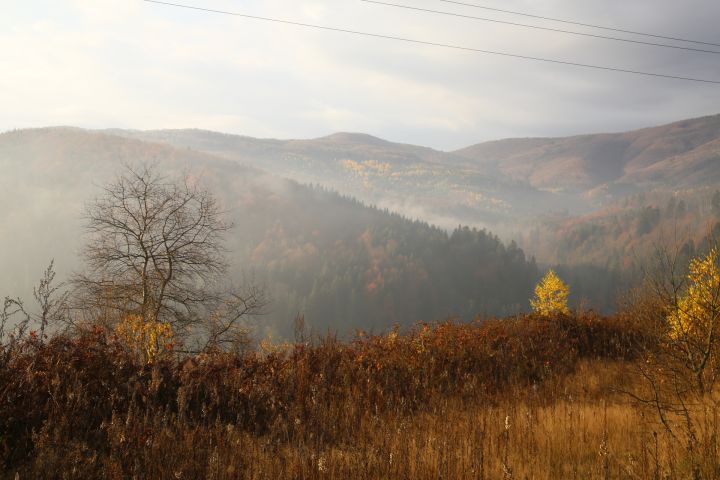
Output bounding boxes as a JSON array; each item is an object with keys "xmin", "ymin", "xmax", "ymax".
[
  {"xmin": 236, "ymin": 185, "xmax": 538, "ymax": 334},
  {"xmin": 7, "ymin": 115, "xmax": 719, "ymax": 335},
  {"xmin": 517, "ymin": 188, "xmax": 720, "ymax": 270}
]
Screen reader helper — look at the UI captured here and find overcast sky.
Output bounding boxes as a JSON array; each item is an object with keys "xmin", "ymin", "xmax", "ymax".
[{"xmin": 2, "ymin": 0, "xmax": 719, "ymax": 149}]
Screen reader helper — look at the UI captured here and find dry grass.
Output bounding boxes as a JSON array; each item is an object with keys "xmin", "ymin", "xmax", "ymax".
[{"xmin": 2, "ymin": 313, "xmax": 719, "ymax": 479}]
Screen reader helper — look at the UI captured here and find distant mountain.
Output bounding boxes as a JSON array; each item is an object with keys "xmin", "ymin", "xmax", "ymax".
[
  {"xmin": 0, "ymin": 127, "xmax": 541, "ymax": 337},
  {"xmin": 450, "ymin": 115, "xmax": 720, "ymax": 269},
  {"xmin": 107, "ymin": 114, "xmax": 720, "ymax": 235},
  {"xmin": 106, "ymin": 128, "xmax": 571, "ymax": 229},
  {"xmin": 454, "ymin": 114, "xmax": 720, "ymax": 196}
]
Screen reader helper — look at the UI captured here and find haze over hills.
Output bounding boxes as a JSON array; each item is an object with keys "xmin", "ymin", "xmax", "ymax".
[
  {"xmin": 0, "ymin": 127, "xmax": 541, "ymax": 338},
  {"xmin": 3, "ymin": 113, "xmax": 719, "ymax": 335},
  {"xmin": 106, "ymin": 128, "xmax": 572, "ymax": 230},
  {"xmin": 107, "ymin": 113, "xmax": 720, "ymax": 235},
  {"xmin": 453, "ymin": 115, "xmax": 720, "ymax": 270},
  {"xmin": 0, "ymin": 127, "xmax": 259, "ymax": 299},
  {"xmin": 105, "ymin": 113, "xmax": 720, "ymax": 288}
]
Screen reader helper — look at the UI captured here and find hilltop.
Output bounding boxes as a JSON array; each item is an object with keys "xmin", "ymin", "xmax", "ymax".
[{"xmin": 454, "ymin": 114, "xmax": 720, "ymax": 195}]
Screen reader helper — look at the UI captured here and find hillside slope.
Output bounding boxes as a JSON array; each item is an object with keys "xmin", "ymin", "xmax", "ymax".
[
  {"xmin": 454, "ymin": 114, "xmax": 720, "ymax": 195},
  {"xmin": 107, "ymin": 128, "xmax": 572, "ymax": 227},
  {"xmin": 516, "ymin": 188, "xmax": 720, "ymax": 271}
]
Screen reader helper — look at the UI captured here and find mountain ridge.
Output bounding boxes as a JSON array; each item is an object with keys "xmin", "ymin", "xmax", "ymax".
[
  {"xmin": 453, "ymin": 113, "xmax": 720, "ymax": 193},
  {"xmin": 12, "ymin": 111, "xmax": 720, "ymax": 160},
  {"xmin": 100, "ymin": 113, "xmax": 720, "ymax": 234}
]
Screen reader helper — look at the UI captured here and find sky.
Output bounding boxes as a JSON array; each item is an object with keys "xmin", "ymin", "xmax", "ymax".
[{"xmin": 2, "ymin": 0, "xmax": 720, "ymax": 150}]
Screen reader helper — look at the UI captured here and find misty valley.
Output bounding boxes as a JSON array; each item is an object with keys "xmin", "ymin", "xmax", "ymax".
[
  {"xmin": 6, "ymin": 0, "xmax": 720, "ymax": 476},
  {"xmin": 4, "ymin": 114, "xmax": 720, "ymax": 339}
]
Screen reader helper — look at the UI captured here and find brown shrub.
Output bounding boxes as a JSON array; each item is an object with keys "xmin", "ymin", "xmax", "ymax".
[{"xmin": 0, "ymin": 313, "xmax": 648, "ymax": 478}]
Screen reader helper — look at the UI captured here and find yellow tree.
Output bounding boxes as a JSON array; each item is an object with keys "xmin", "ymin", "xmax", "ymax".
[
  {"xmin": 530, "ymin": 270, "xmax": 570, "ymax": 316},
  {"xmin": 666, "ymin": 246, "xmax": 720, "ymax": 393},
  {"xmin": 668, "ymin": 247, "xmax": 720, "ymax": 338}
]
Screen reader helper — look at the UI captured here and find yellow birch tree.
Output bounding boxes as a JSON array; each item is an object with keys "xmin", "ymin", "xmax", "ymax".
[{"xmin": 667, "ymin": 247, "xmax": 720, "ymax": 341}]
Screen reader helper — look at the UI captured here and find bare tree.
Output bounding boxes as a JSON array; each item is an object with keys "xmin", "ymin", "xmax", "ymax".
[{"xmin": 73, "ymin": 163, "xmax": 265, "ymax": 351}]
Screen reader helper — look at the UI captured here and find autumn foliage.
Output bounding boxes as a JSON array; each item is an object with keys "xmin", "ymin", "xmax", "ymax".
[
  {"xmin": 114, "ymin": 314, "xmax": 175, "ymax": 363},
  {"xmin": 530, "ymin": 269, "xmax": 570, "ymax": 316},
  {"xmin": 667, "ymin": 246, "xmax": 720, "ymax": 341}
]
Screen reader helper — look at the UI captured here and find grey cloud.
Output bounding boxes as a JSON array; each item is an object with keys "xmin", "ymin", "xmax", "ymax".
[{"xmin": 1, "ymin": 0, "xmax": 719, "ymax": 149}]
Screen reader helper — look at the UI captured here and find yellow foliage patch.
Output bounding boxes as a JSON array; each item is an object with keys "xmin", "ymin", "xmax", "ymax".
[
  {"xmin": 531, "ymin": 270, "xmax": 570, "ymax": 316},
  {"xmin": 115, "ymin": 314, "xmax": 175, "ymax": 363},
  {"xmin": 667, "ymin": 247, "xmax": 720, "ymax": 340}
]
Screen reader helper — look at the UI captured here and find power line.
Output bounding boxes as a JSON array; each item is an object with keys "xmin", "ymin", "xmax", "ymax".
[
  {"xmin": 430, "ymin": 0, "xmax": 720, "ymax": 48},
  {"xmin": 361, "ymin": 0, "xmax": 720, "ymax": 55},
  {"xmin": 142, "ymin": 0, "xmax": 720, "ymax": 85}
]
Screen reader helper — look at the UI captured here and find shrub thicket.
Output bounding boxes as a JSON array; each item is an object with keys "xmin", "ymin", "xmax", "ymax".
[{"xmin": 0, "ymin": 312, "xmax": 646, "ymax": 478}]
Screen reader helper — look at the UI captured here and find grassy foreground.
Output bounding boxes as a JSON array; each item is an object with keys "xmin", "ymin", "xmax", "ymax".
[{"xmin": 2, "ymin": 313, "xmax": 719, "ymax": 479}]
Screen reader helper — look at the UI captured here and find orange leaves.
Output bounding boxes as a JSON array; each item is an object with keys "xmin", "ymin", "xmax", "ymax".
[{"xmin": 335, "ymin": 313, "xmax": 638, "ymax": 403}]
